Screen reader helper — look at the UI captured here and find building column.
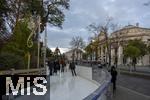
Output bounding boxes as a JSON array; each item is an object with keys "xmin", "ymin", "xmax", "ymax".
[
  {"xmin": 118, "ymin": 45, "xmax": 123, "ymax": 65},
  {"xmin": 101, "ymin": 46, "xmax": 103, "ymax": 62},
  {"xmin": 111, "ymin": 48, "xmax": 115, "ymax": 65},
  {"xmin": 97, "ymin": 46, "xmax": 100, "ymax": 60}
]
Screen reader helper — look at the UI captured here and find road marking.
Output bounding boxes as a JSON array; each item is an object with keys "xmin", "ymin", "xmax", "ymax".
[{"xmin": 118, "ymin": 85, "xmax": 150, "ymax": 99}]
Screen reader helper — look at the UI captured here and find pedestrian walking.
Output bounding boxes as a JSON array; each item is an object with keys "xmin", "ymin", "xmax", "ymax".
[
  {"xmin": 53, "ymin": 61, "xmax": 59, "ymax": 75},
  {"xmin": 110, "ymin": 66, "xmax": 118, "ymax": 93},
  {"xmin": 60, "ymin": 59, "xmax": 65, "ymax": 73},
  {"xmin": 46, "ymin": 62, "xmax": 50, "ymax": 76},
  {"xmin": 56, "ymin": 60, "xmax": 60, "ymax": 74},
  {"xmin": 69, "ymin": 61, "xmax": 77, "ymax": 76},
  {"xmin": 65, "ymin": 61, "xmax": 69, "ymax": 72},
  {"xmin": 48, "ymin": 60, "xmax": 54, "ymax": 76}
]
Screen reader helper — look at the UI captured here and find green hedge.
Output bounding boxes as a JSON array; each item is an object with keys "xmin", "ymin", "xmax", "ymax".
[{"xmin": 0, "ymin": 53, "xmax": 25, "ymax": 70}]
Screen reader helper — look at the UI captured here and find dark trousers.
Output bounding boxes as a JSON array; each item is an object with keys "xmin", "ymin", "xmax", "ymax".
[
  {"xmin": 71, "ymin": 69, "xmax": 77, "ymax": 76},
  {"xmin": 53, "ymin": 68, "xmax": 57, "ymax": 75},
  {"xmin": 112, "ymin": 81, "xmax": 116, "ymax": 93},
  {"xmin": 50, "ymin": 69, "xmax": 53, "ymax": 75},
  {"xmin": 61, "ymin": 66, "xmax": 64, "ymax": 72}
]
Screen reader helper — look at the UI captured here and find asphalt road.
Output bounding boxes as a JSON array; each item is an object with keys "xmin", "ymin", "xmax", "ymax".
[
  {"xmin": 111, "ymin": 86, "xmax": 150, "ymax": 100},
  {"xmin": 92, "ymin": 66, "xmax": 150, "ymax": 100},
  {"xmin": 110, "ymin": 73, "xmax": 150, "ymax": 100},
  {"xmin": 117, "ymin": 74, "xmax": 150, "ymax": 96}
]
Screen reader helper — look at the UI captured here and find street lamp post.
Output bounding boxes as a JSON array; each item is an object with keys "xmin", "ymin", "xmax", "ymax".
[
  {"xmin": 90, "ymin": 40, "xmax": 93, "ymax": 66},
  {"xmin": 43, "ymin": 23, "xmax": 47, "ymax": 75}
]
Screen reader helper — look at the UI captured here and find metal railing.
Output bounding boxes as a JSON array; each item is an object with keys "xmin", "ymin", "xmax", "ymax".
[{"xmin": 0, "ymin": 68, "xmax": 46, "ymax": 75}]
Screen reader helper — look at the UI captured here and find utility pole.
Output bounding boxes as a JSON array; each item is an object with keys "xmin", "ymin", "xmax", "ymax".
[{"xmin": 44, "ymin": 23, "xmax": 47, "ymax": 75}]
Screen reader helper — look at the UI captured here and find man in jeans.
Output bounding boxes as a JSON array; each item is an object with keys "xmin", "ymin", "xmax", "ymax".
[{"xmin": 69, "ymin": 61, "xmax": 77, "ymax": 76}]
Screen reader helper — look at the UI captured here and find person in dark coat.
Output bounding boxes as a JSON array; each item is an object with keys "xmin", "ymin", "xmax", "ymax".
[
  {"xmin": 69, "ymin": 61, "xmax": 77, "ymax": 76},
  {"xmin": 54, "ymin": 60, "xmax": 60, "ymax": 75},
  {"xmin": 53, "ymin": 61, "xmax": 58, "ymax": 75},
  {"xmin": 110, "ymin": 66, "xmax": 118, "ymax": 93},
  {"xmin": 48, "ymin": 60, "xmax": 54, "ymax": 76},
  {"xmin": 60, "ymin": 59, "xmax": 65, "ymax": 73},
  {"xmin": 56, "ymin": 60, "xmax": 60, "ymax": 72}
]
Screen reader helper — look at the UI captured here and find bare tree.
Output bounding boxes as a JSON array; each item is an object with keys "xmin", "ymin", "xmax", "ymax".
[
  {"xmin": 87, "ymin": 23, "xmax": 102, "ymax": 37},
  {"xmin": 87, "ymin": 18, "xmax": 116, "ymax": 67},
  {"xmin": 110, "ymin": 23, "xmax": 121, "ymax": 67},
  {"xmin": 70, "ymin": 36, "xmax": 85, "ymax": 61},
  {"xmin": 100, "ymin": 18, "xmax": 112, "ymax": 67},
  {"xmin": 87, "ymin": 23, "xmax": 103, "ymax": 61}
]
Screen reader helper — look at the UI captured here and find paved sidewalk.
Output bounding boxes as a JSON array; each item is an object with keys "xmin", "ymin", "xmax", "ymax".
[
  {"xmin": 118, "ymin": 66, "xmax": 150, "ymax": 74},
  {"xmin": 112, "ymin": 85, "xmax": 150, "ymax": 100}
]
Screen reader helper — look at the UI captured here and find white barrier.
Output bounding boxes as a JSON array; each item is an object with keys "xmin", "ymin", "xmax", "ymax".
[
  {"xmin": 76, "ymin": 65, "xmax": 112, "ymax": 100},
  {"xmin": 76, "ymin": 65, "xmax": 93, "ymax": 81}
]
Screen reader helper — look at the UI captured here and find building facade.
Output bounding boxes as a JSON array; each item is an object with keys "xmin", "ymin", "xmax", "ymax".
[
  {"xmin": 97, "ymin": 25, "xmax": 150, "ymax": 66},
  {"xmin": 64, "ymin": 48, "xmax": 83, "ymax": 61}
]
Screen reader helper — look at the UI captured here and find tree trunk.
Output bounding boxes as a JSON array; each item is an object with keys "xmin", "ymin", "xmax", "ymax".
[
  {"xmin": 94, "ymin": 46, "xmax": 98, "ymax": 61},
  {"xmin": 104, "ymin": 31, "xmax": 111, "ymax": 67},
  {"xmin": 115, "ymin": 47, "xmax": 118, "ymax": 68},
  {"xmin": 141, "ymin": 56, "xmax": 144, "ymax": 66},
  {"xmin": 149, "ymin": 55, "xmax": 150, "ymax": 67},
  {"xmin": 132, "ymin": 58, "xmax": 136, "ymax": 71}
]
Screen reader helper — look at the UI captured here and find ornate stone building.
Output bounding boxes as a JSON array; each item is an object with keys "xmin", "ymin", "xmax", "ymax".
[
  {"xmin": 97, "ymin": 25, "xmax": 150, "ymax": 66},
  {"xmin": 64, "ymin": 48, "xmax": 83, "ymax": 61}
]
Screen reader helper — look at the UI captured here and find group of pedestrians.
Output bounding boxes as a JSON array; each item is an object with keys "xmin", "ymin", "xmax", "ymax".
[
  {"xmin": 48, "ymin": 59, "xmax": 77, "ymax": 77},
  {"xmin": 48, "ymin": 59, "xmax": 66, "ymax": 76}
]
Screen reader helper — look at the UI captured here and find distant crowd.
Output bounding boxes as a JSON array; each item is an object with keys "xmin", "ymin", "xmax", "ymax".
[{"xmin": 48, "ymin": 59, "xmax": 77, "ymax": 76}]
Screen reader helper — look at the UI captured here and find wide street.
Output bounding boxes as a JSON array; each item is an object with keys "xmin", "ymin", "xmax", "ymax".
[
  {"xmin": 92, "ymin": 65, "xmax": 150, "ymax": 100},
  {"xmin": 117, "ymin": 74, "xmax": 150, "ymax": 96},
  {"xmin": 111, "ymin": 73, "xmax": 150, "ymax": 100}
]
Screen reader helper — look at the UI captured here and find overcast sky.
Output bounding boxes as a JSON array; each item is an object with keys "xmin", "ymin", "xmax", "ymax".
[{"xmin": 43, "ymin": 0, "xmax": 150, "ymax": 53}]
